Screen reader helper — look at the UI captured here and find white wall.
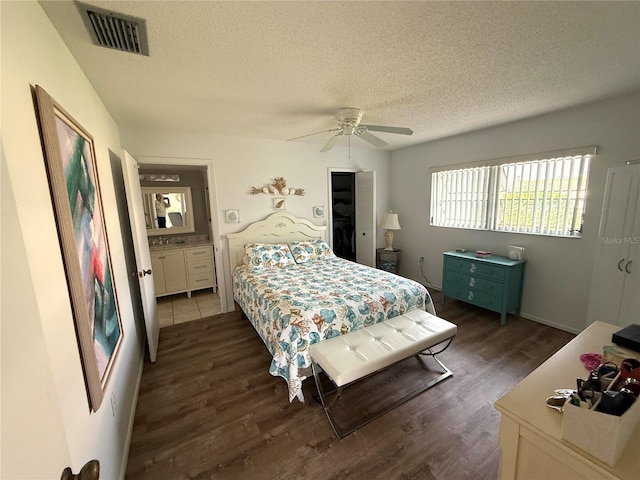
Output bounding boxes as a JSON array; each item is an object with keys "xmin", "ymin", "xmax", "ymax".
[
  {"xmin": 1, "ymin": 2, "xmax": 145, "ymax": 478},
  {"xmin": 119, "ymin": 129, "xmax": 392, "ymax": 310},
  {"xmin": 392, "ymin": 93, "xmax": 640, "ymax": 333}
]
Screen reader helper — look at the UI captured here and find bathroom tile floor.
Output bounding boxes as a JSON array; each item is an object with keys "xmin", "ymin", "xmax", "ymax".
[{"xmin": 156, "ymin": 289, "xmax": 222, "ymax": 327}]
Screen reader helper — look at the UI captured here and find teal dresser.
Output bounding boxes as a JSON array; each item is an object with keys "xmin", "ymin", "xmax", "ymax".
[{"xmin": 442, "ymin": 251, "xmax": 526, "ymax": 325}]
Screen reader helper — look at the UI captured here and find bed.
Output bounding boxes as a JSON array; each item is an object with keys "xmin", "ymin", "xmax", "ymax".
[{"xmin": 228, "ymin": 212, "xmax": 436, "ymax": 402}]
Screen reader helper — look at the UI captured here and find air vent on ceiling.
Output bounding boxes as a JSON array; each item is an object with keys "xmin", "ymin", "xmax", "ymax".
[{"xmin": 77, "ymin": 1, "xmax": 149, "ymax": 56}]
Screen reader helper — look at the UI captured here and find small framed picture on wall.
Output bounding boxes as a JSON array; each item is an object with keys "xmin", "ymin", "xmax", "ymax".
[
  {"xmin": 273, "ymin": 197, "xmax": 285, "ymax": 210},
  {"xmin": 225, "ymin": 209, "xmax": 240, "ymax": 224}
]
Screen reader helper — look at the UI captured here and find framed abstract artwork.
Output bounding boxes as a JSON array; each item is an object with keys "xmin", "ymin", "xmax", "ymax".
[{"xmin": 34, "ymin": 86, "xmax": 123, "ymax": 412}]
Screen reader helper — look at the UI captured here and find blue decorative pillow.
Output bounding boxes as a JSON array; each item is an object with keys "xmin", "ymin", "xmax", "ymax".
[
  {"xmin": 244, "ymin": 243, "xmax": 296, "ymax": 269},
  {"xmin": 288, "ymin": 239, "xmax": 335, "ymax": 264}
]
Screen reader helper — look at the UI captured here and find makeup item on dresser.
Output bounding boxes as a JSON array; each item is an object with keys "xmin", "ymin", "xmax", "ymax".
[{"xmin": 620, "ymin": 358, "xmax": 640, "ymax": 383}]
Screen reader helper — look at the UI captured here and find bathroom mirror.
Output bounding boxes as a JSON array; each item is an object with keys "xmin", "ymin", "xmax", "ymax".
[{"xmin": 141, "ymin": 186, "xmax": 195, "ymax": 236}]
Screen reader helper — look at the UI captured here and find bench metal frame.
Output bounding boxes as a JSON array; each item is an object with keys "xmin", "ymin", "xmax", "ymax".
[{"xmin": 311, "ymin": 337, "xmax": 454, "ymax": 439}]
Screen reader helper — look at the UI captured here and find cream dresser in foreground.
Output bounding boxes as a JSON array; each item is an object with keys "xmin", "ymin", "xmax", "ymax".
[{"xmin": 495, "ymin": 321, "xmax": 640, "ymax": 480}]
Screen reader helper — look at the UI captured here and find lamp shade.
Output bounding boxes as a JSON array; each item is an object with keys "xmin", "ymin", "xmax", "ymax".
[{"xmin": 380, "ymin": 212, "xmax": 401, "ymax": 230}]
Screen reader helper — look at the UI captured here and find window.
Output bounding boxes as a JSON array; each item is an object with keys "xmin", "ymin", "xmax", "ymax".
[{"xmin": 430, "ymin": 146, "xmax": 596, "ymax": 237}]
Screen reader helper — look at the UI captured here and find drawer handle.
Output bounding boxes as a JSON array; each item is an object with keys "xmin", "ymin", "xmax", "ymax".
[
  {"xmin": 469, "ymin": 278, "xmax": 476, "ymax": 287},
  {"xmin": 467, "ymin": 292, "xmax": 474, "ymax": 300},
  {"xmin": 470, "ymin": 264, "xmax": 477, "ymax": 273},
  {"xmin": 194, "ymin": 265, "xmax": 207, "ymax": 269}
]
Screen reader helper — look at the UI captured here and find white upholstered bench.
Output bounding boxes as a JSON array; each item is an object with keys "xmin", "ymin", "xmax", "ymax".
[{"xmin": 310, "ymin": 309, "xmax": 457, "ymax": 438}]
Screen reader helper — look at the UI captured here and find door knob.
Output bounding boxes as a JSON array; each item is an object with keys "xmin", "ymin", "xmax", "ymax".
[{"xmin": 61, "ymin": 460, "xmax": 99, "ymax": 480}]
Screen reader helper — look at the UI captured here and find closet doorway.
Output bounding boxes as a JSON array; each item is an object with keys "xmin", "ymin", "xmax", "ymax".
[
  {"xmin": 331, "ymin": 172, "xmax": 356, "ymax": 261},
  {"xmin": 329, "ymin": 170, "xmax": 376, "ymax": 267}
]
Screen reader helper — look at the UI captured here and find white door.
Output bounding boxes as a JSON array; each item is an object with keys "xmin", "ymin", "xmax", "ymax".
[
  {"xmin": 618, "ymin": 169, "xmax": 640, "ymax": 327},
  {"xmin": 123, "ymin": 150, "xmax": 159, "ymax": 361},
  {"xmin": 587, "ymin": 165, "xmax": 640, "ymax": 327},
  {"xmin": 355, "ymin": 170, "xmax": 376, "ymax": 267}
]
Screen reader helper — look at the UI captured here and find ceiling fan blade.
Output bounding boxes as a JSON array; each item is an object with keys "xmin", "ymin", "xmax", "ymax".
[
  {"xmin": 320, "ymin": 132, "xmax": 343, "ymax": 152},
  {"xmin": 360, "ymin": 124, "xmax": 414, "ymax": 136},
  {"xmin": 287, "ymin": 128, "xmax": 341, "ymax": 141},
  {"xmin": 357, "ymin": 130, "xmax": 388, "ymax": 149}
]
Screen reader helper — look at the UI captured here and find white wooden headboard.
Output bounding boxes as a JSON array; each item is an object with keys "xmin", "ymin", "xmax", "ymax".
[{"xmin": 227, "ymin": 212, "xmax": 327, "ymax": 268}]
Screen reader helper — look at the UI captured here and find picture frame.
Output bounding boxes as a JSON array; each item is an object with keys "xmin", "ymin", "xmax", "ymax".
[
  {"xmin": 34, "ymin": 86, "xmax": 123, "ymax": 412},
  {"xmin": 273, "ymin": 197, "xmax": 286, "ymax": 210},
  {"xmin": 225, "ymin": 209, "xmax": 240, "ymax": 224},
  {"xmin": 313, "ymin": 206, "xmax": 325, "ymax": 218}
]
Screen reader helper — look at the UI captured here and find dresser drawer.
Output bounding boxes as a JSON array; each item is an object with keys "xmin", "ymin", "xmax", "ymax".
[
  {"xmin": 189, "ymin": 271, "xmax": 215, "ymax": 289},
  {"xmin": 442, "ymin": 251, "xmax": 526, "ymax": 325},
  {"xmin": 442, "ymin": 284, "xmax": 504, "ymax": 313},
  {"xmin": 185, "ymin": 246, "xmax": 212, "ymax": 261},
  {"xmin": 446, "ymin": 258, "xmax": 506, "ymax": 282},
  {"xmin": 444, "ymin": 269, "xmax": 505, "ymax": 298},
  {"xmin": 187, "ymin": 258, "xmax": 213, "ymax": 275}
]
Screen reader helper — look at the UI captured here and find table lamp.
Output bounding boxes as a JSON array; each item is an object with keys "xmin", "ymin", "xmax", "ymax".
[{"xmin": 380, "ymin": 211, "xmax": 401, "ymax": 251}]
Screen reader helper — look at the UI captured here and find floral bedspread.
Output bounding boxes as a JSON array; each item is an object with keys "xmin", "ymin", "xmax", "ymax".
[{"xmin": 233, "ymin": 257, "xmax": 435, "ymax": 402}]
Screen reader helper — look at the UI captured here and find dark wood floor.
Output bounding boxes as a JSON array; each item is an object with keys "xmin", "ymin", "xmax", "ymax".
[{"xmin": 125, "ymin": 291, "xmax": 575, "ymax": 480}]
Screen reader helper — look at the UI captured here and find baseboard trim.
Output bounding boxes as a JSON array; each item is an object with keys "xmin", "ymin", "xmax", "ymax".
[
  {"xmin": 116, "ymin": 351, "xmax": 145, "ymax": 480},
  {"xmin": 427, "ymin": 284, "xmax": 581, "ymax": 335},
  {"xmin": 519, "ymin": 312, "xmax": 582, "ymax": 335}
]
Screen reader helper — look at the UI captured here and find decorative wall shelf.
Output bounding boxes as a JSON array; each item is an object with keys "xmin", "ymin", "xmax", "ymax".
[{"xmin": 249, "ymin": 177, "xmax": 305, "ymax": 196}]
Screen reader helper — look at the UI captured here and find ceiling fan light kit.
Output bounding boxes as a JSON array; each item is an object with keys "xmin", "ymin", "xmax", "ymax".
[{"xmin": 288, "ymin": 107, "xmax": 413, "ymax": 152}]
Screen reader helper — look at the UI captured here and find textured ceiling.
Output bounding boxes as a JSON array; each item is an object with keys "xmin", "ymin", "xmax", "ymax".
[{"xmin": 39, "ymin": 1, "xmax": 640, "ymax": 151}]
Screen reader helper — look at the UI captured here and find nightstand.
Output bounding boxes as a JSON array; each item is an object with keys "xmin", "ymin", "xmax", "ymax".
[{"xmin": 376, "ymin": 248, "xmax": 401, "ymax": 274}]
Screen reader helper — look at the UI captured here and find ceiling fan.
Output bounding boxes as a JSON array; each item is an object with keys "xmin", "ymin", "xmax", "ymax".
[{"xmin": 288, "ymin": 107, "xmax": 413, "ymax": 152}]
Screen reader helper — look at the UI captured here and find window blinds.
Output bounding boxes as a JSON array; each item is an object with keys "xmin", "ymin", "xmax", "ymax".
[{"xmin": 430, "ymin": 146, "xmax": 596, "ymax": 237}]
